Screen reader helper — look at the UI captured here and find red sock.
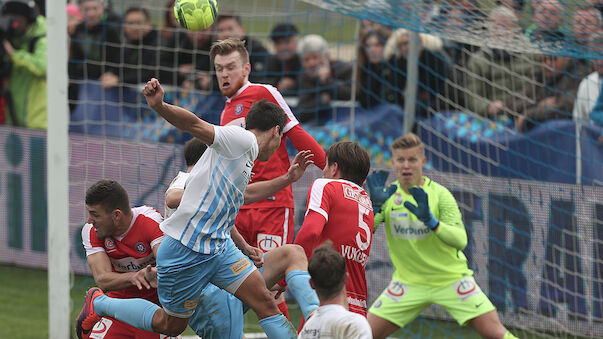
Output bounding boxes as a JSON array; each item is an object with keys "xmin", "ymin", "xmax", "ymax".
[{"xmin": 277, "ymin": 300, "xmax": 289, "ymax": 320}]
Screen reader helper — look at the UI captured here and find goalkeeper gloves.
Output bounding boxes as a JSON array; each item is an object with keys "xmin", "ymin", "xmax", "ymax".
[
  {"xmin": 404, "ymin": 187, "xmax": 439, "ymax": 230},
  {"xmin": 366, "ymin": 170, "xmax": 397, "ymax": 213}
]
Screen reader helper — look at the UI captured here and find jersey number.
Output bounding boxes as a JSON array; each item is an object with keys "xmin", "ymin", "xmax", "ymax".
[{"xmin": 356, "ymin": 205, "xmax": 371, "ymax": 251}]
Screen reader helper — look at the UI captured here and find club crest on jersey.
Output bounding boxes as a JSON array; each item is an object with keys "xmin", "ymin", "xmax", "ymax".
[
  {"xmin": 394, "ymin": 192, "xmax": 403, "ymax": 205},
  {"xmin": 235, "ymin": 104, "xmax": 244, "ymax": 115},
  {"xmin": 105, "ymin": 238, "xmax": 115, "ymax": 249},
  {"xmin": 135, "ymin": 242, "xmax": 147, "ymax": 254}
]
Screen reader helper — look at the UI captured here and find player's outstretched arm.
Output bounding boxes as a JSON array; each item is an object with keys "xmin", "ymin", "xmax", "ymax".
[
  {"xmin": 243, "ymin": 150, "xmax": 314, "ymax": 205},
  {"xmin": 87, "ymin": 252, "xmax": 153, "ymax": 291},
  {"xmin": 142, "ymin": 78, "xmax": 215, "ymax": 145}
]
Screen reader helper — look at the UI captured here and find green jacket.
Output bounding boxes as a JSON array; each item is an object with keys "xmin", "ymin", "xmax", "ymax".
[
  {"xmin": 465, "ymin": 48, "xmax": 539, "ymax": 117},
  {"xmin": 5, "ymin": 15, "xmax": 47, "ymax": 129}
]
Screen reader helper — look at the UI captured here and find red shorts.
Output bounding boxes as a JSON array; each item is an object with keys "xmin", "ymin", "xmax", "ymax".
[
  {"xmin": 89, "ymin": 317, "xmax": 181, "ymax": 339},
  {"xmin": 236, "ymin": 207, "xmax": 294, "ymax": 252}
]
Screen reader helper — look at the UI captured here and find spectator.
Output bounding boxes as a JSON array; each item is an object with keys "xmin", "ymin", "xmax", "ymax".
[
  {"xmin": 67, "ymin": 3, "xmax": 83, "ymax": 37},
  {"xmin": 573, "ymin": 32, "xmax": 603, "ymax": 124},
  {"xmin": 525, "ymin": 0, "xmax": 565, "ymax": 45},
  {"xmin": 508, "ymin": 52, "xmax": 589, "ymax": 132},
  {"xmin": 160, "ymin": 26, "xmax": 214, "ymax": 90},
  {"xmin": 357, "ymin": 27, "xmax": 397, "ymax": 109},
  {"xmin": 113, "ymin": 7, "xmax": 161, "ymax": 87},
  {"xmin": 1, "ymin": 0, "xmax": 47, "ymax": 129},
  {"xmin": 159, "ymin": 0, "xmax": 179, "ymax": 43},
  {"xmin": 266, "ymin": 23, "xmax": 301, "ymax": 95},
  {"xmin": 215, "ymin": 13, "xmax": 269, "ymax": 83},
  {"xmin": 297, "ymin": 34, "xmax": 353, "ymax": 124},
  {"xmin": 465, "ymin": 6, "xmax": 538, "ymax": 117},
  {"xmin": 68, "ymin": 0, "xmax": 120, "ymax": 110},
  {"xmin": 572, "ymin": 7, "xmax": 602, "ymax": 47},
  {"xmin": 384, "ymin": 28, "xmax": 447, "ymax": 119}
]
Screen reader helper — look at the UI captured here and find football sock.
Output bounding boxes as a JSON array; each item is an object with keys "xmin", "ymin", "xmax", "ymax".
[
  {"xmin": 93, "ymin": 294, "xmax": 160, "ymax": 332},
  {"xmin": 258, "ymin": 314, "xmax": 297, "ymax": 339},
  {"xmin": 285, "ymin": 270, "xmax": 319, "ymax": 320}
]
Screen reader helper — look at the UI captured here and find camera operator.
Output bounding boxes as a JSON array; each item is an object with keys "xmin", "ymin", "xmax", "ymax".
[{"xmin": 1, "ymin": 0, "xmax": 46, "ymax": 129}]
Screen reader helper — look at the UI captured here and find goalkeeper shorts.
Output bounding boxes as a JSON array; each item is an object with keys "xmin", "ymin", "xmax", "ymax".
[{"xmin": 369, "ymin": 276, "xmax": 496, "ymax": 327}]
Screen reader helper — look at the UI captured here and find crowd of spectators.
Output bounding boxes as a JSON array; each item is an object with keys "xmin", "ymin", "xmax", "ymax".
[{"xmin": 0, "ymin": 0, "xmax": 601, "ymax": 135}]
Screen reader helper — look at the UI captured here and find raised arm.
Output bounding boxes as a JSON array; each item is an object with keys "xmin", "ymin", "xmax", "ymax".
[
  {"xmin": 142, "ymin": 78, "xmax": 215, "ymax": 145},
  {"xmin": 244, "ymin": 150, "xmax": 314, "ymax": 204}
]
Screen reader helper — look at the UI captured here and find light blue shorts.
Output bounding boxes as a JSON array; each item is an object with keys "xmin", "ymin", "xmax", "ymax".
[
  {"xmin": 189, "ymin": 284, "xmax": 245, "ymax": 339},
  {"xmin": 156, "ymin": 236, "xmax": 256, "ymax": 318}
]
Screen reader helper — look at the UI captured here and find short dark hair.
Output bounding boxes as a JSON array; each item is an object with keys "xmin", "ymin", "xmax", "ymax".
[
  {"xmin": 308, "ymin": 240, "xmax": 346, "ymax": 300},
  {"xmin": 184, "ymin": 138, "xmax": 207, "ymax": 167},
  {"xmin": 216, "ymin": 13, "xmax": 241, "ymax": 25},
  {"xmin": 124, "ymin": 6, "xmax": 150, "ymax": 21},
  {"xmin": 326, "ymin": 142, "xmax": 371, "ymax": 186},
  {"xmin": 270, "ymin": 23, "xmax": 299, "ymax": 42},
  {"xmin": 210, "ymin": 38, "xmax": 250, "ymax": 64},
  {"xmin": 245, "ymin": 99, "xmax": 286, "ymax": 133},
  {"xmin": 85, "ymin": 179, "xmax": 130, "ymax": 214}
]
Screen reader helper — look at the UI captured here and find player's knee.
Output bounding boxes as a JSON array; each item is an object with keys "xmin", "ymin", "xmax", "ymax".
[
  {"xmin": 254, "ymin": 290, "xmax": 280, "ymax": 318},
  {"xmin": 152, "ymin": 312, "xmax": 187, "ymax": 337},
  {"xmin": 284, "ymin": 244, "xmax": 307, "ymax": 266}
]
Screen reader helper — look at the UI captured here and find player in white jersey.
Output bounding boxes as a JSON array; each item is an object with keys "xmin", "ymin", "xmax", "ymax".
[
  {"xmin": 164, "ymin": 138, "xmax": 207, "ymax": 219},
  {"xmin": 76, "ymin": 78, "xmax": 316, "ymax": 339},
  {"xmin": 299, "ymin": 241, "xmax": 373, "ymax": 339}
]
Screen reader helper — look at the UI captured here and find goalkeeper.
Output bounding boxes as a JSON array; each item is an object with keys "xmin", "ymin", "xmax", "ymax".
[{"xmin": 365, "ymin": 133, "xmax": 517, "ymax": 339}]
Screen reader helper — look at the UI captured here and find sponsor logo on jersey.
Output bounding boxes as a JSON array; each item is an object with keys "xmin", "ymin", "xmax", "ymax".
[
  {"xmin": 183, "ymin": 298, "xmax": 199, "ymax": 309},
  {"xmin": 257, "ymin": 233, "xmax": 282, "ymax": 251},
  {"xmin": 230, "ymin": 258, "xmax": 251, "ymax": 275},
  {"xmin": 90, "ymin": 317, "xmax": 112, "ymax": 338},
  {"xmin": 346, "ymin": 296, "xmax": 367, "ymax": 309},
  {"xmin": 394, "ymin": 192, "xmax": 403, "ymax": 205},
  {"xmin": 390, "ymin": 220, "xmax": 431, "ymax": 239},
  {"xmin": 385, "ymin": 280, "xmax": 408, "ymax": 302},
  {"xmin": 235, "ymin": 104, "xmax": 244, "ymax": 115},
  {"xmin": 111, "ymin": 255, "xmax": 155, "ymax": 273},
  {"xmin": 135, "ymin": 242, "xmax": 147, "ymax": 254},
  {"xmin": 453, "ymin": 277, "xmax": 481, "ymax": 301},
  {"xmin": 104, "ymin": 238, "xmax": 116, "ymax": 252},
  {"xmin": 343, "ymin": 186, "xmax": 372, "ymax": 210}
]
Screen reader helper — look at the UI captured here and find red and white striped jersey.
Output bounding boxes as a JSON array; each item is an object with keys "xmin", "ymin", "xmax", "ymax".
[
  {"xmin": 299, "ymin": 178, "xmax": 375, "ymax": 316},
  {"xmin": 82, "ymin": 206, "xmax": 164, "ymax": 301},
  {"xmin": 220, "ymin": 82, "xmax": 326, "ymax": 209}
]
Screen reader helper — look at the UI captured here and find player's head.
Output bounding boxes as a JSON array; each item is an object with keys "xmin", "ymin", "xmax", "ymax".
[
  {"xmin": 184, "ymin": 138, "xmax": 207, "ymax": 168},
  {"xmin": 210, "ymin": 38, "xmax": 251, "ymax": 98},
  {"xmin": 390, "ymin": 133, "xmax": 426, "ymax": 186},
  {"xmin": 308, "ymin": 240, "xmax": 347, "ymax": 301},
  {"xmin": 85, "ymin": 179, "xmax": 132, "ymax": 239},
  {"xmin": 324, "ymin": 142, "xmax": 371, "ymax": 187},
  {"xmin": 245, "ymin": 99, "xmax": 286, "ymax": 161}
]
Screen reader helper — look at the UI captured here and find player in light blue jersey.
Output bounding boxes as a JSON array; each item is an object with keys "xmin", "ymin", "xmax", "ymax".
[{"xmin": 75, "ymin": 75, "xmax": 316, "ymax": 339}]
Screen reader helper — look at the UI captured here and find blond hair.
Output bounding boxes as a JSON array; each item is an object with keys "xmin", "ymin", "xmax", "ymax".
[{"xmin": 391, "ymin": 133, "xmax": 425, "ymax": 154}]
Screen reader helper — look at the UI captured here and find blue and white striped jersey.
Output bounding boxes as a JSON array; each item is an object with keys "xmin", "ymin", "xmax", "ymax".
[{"xmin": 160, "ymin": 125, "xmax": 258, "ymax": 254}]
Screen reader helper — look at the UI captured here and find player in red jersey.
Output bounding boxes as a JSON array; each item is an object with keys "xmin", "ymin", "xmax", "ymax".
[
  {"xmin": 212, "ymin": 38, "xmax": 326, "ymax": 316},
  {"xmin": 79, "ymin": 179, "xmax": 179, "ymax": 339},
  {"xmin": 294, "ymin": 141, "xmax": 374, "ymax": 316}
]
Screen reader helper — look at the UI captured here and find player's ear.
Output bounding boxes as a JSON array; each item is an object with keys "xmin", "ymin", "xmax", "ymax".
[
  {"xmin": 309, "ymin": 278, "xmax": 316, "ymax": 290},
  {"xmin": 244, "ymin": 62, "xmax": 251, "ymax": 78}
]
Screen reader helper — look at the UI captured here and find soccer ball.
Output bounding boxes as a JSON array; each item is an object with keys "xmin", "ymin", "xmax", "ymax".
[{"xmin": 174, "ymin": 0, "xmax": 218, "ymax": 31}]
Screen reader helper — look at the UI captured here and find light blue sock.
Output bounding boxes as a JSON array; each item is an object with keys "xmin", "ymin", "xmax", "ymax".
[
  {"xmin": 285, "ymin": 270, "xmax": 319, "ymax": 320},
  {"xmin": 93, "ymin": 294, "xmax": 160, "ymax": 332},
  {"xmin": 258, "ymin": 314, "xmax": 297, "ymax": 339}
]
